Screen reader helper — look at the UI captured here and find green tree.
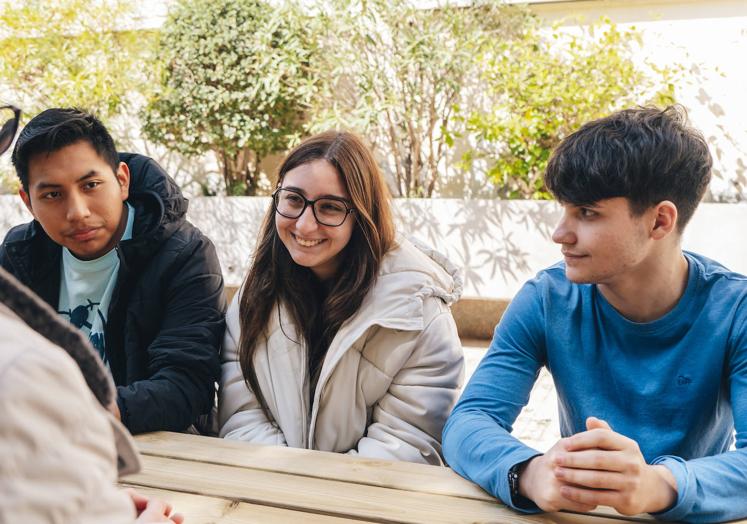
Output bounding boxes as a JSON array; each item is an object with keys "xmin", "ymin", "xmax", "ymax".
[
  {"xmin": 310, "ymin": 0, "xmax": 529, "ymax": 198},
  {"xmin": 0, "ymin": 0, "xmax": 152, "ymax": 192},
  {"xmin": 142, "ymin": 0, "xmax": 318, "ymax": 196},
  {"xmin": 466, "ymin": 18, "xmax": 679, "ymax": 199}
]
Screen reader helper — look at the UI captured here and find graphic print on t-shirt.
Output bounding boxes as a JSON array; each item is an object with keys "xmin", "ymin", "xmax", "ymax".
[{"xmin": 58, "ymin": 299, "xmax": 108, "ymax": 360}]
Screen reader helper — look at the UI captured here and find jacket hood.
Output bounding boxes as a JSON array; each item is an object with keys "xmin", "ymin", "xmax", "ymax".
[
  {"xmin": 382, "ymin": 236, "xmax": 463, "ymax": 306},
  {"xmin": 120, "ymin": 153, "xmax": 188, "ymax": 244}
]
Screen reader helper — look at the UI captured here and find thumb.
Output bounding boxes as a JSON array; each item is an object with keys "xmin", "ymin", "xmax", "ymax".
[{"xmin": 586, "ymin": 416, "xmax": 612, "ymax": 431}]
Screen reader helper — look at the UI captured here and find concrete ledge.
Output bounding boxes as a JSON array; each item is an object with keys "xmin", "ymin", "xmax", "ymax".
[{"xmin": 225, "ymin": 285, "xmax": 506, "ymax": 341}]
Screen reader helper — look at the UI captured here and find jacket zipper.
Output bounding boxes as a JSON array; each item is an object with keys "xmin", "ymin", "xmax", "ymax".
[{"xmin": 301, "ymin": 341, "xmax": 310, "ymax": 449}]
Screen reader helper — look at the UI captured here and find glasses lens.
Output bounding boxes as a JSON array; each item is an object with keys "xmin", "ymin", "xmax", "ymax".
[
  {"xmin": 0, "ymin": 107, "xmax": 19, "ymax": 156},
  {"xmin": 314, "ymin": 198, "xmax": 348, "ymax": 226},
  {"xmin": 275, "ymin": 189, "xmax": 306, "ymax": 218}
]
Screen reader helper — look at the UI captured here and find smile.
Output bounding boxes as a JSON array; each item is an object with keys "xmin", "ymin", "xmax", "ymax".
[{"xmin": 292, "ymin": 234, "xmax": 325, "ymax": 247}]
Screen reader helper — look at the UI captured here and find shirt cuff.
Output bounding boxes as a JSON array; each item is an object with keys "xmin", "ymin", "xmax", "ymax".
[
  {"xmin": 498, "ymin": 449, "xmax": 544, "ymax": 513},
  {"xmin": 649, "ymin": 455, "xmax": 695, "ymax": 521}
]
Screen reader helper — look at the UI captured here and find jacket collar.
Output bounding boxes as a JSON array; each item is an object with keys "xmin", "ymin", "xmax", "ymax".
[{"xmin": 118, "ymin": 153, "xmax": 188, "ymax": 266}]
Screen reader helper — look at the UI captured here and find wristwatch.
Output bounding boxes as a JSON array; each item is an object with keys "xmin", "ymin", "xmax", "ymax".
[
  {"xmin": 508, "ymin": 463, "xmax": 522, "ymax": 500},
  {"xmin": 508, "ymin": 457, "xmax": 542, "ymax": 509}
]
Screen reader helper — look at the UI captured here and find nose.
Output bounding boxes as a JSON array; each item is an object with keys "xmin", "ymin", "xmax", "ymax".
[
  {"xmin": 294, "ymin": 204, "xmax": 318, "ymax": 233},
  {"xmin": 551, "ymin": 212, "xmax": 576, "ymax": 245},
  {"xmin": 66, "ymin": 192, "xmax": 91, "ymax": 223}
]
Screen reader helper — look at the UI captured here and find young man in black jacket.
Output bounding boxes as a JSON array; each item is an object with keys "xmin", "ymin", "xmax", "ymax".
[{"xmin": 0, "ymin": 107, "xmax": 226, "ymax": 434}]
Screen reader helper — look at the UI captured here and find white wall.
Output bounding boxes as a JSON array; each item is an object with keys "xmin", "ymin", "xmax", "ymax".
[{"xmin": 3, "ymin": 195, "xmax": 745, "ymax": 299}]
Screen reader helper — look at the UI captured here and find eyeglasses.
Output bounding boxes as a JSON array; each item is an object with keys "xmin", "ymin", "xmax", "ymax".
[
  {"xmin": 0, "ymin": 105, "xmax": 21, "ymax": 156},
  {"xmin": 272, "ymin": 187, "xmax": 355, "ymax": 227}
]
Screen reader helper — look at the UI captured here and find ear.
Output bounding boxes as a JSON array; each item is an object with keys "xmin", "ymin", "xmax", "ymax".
[
  {"xmin": 650, "ymin": 200, "xmax": 678, "ymax": 240},
  {"xmin": 19, "ymin": 189, "xmax": 36, "ymax": 218},
  {"xmin": 115, "ymin": 161, "xmax": 130, "ymax": 201}
]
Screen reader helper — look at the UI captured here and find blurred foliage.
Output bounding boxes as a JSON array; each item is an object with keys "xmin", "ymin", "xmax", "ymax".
[
  {"xmin": 0, "ymin": 0, "xmax": 154, "ymax": 118},
  {"xmin": 464, "ymin": 17, "xmax": 679, "ymax": 199},
  {"xmin": 142, "ymin": 0, "xmax": 318, "ymax": 196},
  {"xmin": 310, "ymin": 0, "xmax": 530, "ymax": 198},
  {"xmin": 0, "ymin": 0, "xmax": 155, "ymax": 192}
]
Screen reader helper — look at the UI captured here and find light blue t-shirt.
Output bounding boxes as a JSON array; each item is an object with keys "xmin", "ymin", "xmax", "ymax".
[
  {"xmin": 443, "ymin": 252, "xmax": 747, "ymax": 523},
  {"xmin": 58, "ymin": 203, "xmax": 135, "ymax": 365}
]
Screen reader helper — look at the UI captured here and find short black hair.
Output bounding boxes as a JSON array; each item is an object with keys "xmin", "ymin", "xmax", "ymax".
[
  {"xmin": 12, "ymin": 108, "xmax": 118, "ymax": 193},
  {"xmin": 544, "ymin": 105, "xmax": 712, "ymax": 232}
]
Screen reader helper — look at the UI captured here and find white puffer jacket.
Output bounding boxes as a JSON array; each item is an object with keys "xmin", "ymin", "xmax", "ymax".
[
  {"xmin": 219, "ymin": 238, "xmax": 464, "ymax": 465},
  {"xmin": 0, "ymin": 304, "xmax": 138, "ymax": 523}
]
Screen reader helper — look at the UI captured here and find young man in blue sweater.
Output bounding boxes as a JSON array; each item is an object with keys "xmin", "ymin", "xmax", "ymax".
[{"xmin": 443, "ymin": 106, "xmax": 747, "ymax": 523}]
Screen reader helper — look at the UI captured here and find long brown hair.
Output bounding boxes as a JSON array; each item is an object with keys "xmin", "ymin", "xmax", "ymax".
[{"xmin": 237, "ymin": 131, "xmax": 396, "ymax": 421}]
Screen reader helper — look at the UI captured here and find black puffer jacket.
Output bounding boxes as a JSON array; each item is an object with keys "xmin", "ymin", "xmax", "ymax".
[{"xmin": 0, "ymin": 153, "xmax": 225, "ymax": 434}]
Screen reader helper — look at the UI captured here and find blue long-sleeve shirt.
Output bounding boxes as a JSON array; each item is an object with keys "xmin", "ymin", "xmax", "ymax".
[{"xmin": 443, "ymin": 252, "xmax": 747, "ymax": 523}]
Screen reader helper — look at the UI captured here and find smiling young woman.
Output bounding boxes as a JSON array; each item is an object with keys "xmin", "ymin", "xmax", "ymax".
[{"xmin": 218, "ymin": 131, "xmax": 465, "ymax": 464}]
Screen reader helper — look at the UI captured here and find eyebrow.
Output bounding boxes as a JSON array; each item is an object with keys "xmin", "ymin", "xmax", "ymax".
[
  {"xmin": 283, "ymin": 185, "xmax": 350, "ymax": 201},
  {"xmin": 35, "ymin": 171, "xmax": 100, "ymax": 190}
]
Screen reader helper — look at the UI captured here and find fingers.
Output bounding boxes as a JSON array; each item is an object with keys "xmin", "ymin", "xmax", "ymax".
[
  {"xmin": 554, "ymin": 466, "xmax": 628, "ymax": 490},
  {"xmin": 586, "ymin": 416, "xmax": 611, "ymax": 431},
  {"xmin": 137, "ymin": 498, "xmax": 177, "ymax": 522},
  {"xmin": 170, "ymin": 513, "xmax": 185, "ymax": 524},
  {"xmin": 554, "ymin": 497, "xmax": 599, "ymax": 514},
  {"xmin": 565, "ymin": 428, "xmax": 634, "ymax": 452},
  {"xmin": 554, "ymin": 449, "xmax": 628, "ymax": 472},
  {"xmin": 125, "ymin": 488, "xmax": 150, "ymax": 512},
  {"xmin": 559, "ymin": 485, "xmax": 621, "ymax": 509}
]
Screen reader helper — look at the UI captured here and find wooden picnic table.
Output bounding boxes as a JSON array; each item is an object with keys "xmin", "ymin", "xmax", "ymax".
[{"xmin": 122, "ymin": 431, "xmax": 656, "ymax": 524}]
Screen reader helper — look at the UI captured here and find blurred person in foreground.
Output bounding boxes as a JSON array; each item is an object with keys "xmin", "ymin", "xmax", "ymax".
[
  {"xmin": 0, "ymin": 105, "xmax": 182, "ymax": 523},
  {"xmin": 443, "ymin": 106, "xmax": 747, "ymax": 523}
]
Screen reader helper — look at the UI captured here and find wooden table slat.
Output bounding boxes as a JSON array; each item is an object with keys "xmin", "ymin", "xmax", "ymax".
[
  {"xmin": 135, "ymin": 431, "xmax": 491, "ymax": 501},
  {"xmin": 121, "ymin": 485, "xmax": 375, "ymax": 523},
  {"xmin": 123, "ymin": 454, "xmax": 634, "ymax": 524}
]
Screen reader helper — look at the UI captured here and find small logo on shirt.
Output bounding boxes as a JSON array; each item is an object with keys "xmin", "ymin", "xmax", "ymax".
[
  {"xmin": 58, "ymin": 299, "xmax": 100, "ymax": 330},
  {"xmin": 676, "ymin": 375, "xmax": 692, "ymax": 386}
]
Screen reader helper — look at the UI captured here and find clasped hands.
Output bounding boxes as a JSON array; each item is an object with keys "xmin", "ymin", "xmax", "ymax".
[{"xmin": 518, "ymin": 417, "xmax": 678, "ymax": 515}]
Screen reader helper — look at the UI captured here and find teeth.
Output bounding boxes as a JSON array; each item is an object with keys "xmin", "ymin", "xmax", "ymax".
[{"xmin": 294, "ymin": 235, "xmax": 323, "ymax": 247}]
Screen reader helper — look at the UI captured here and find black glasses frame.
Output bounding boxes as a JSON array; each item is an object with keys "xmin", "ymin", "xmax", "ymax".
[
  {"xmin": 272, "ymin": 187, "xmax": 355, "ymax": 227},
  {"xmin": 0, "ymin": 105, "xmax": 21, "ymax": 156}
]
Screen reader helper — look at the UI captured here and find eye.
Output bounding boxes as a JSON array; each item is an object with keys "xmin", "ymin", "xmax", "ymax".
[
  {"xmin": 284, "ymin": 193, "xmax": 304, "ymax": 204},
  {"xmin": 320, "ymin": 201, "xmax": 346, "ymax": 213},
  {"xmin": 83, "ymin": 180, "xmax": 101, "ymax": 190},
  {"xmin": 41, "ymin": 191, "xmax": 61, "ymax": 200},
  {"xmin": 579, "ymin": 207, "xmax": 597, "ymax": 218}
]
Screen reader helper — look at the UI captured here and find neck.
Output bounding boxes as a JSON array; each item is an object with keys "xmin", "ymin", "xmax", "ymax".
[{"xmin": 597, "ymin": 248, "xmax": 689, "ymax": 323}]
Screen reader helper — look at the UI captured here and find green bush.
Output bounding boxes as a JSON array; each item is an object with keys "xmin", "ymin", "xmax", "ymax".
[
  {"xmin": 142, "ymin": 0, "xmax": 318, "ymax": 195},
  {"xmin": 465, "ymin": 18, "xmax": 679, "ymax": 199}
]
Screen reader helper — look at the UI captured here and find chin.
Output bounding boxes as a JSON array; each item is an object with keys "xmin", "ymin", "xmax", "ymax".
[
  {"xmin": 289, "ymin": 252, "xmax": 320, "ymax": 269},
  {"xmin": 565, "ymin": 268, "xmax": 595, "ymax": 284}
]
